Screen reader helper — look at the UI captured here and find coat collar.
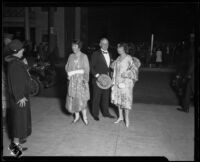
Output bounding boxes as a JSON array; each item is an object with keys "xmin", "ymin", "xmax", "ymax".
[{"xmin": 100, "ymin": 48, "xmax": 108, "ymax": 53}]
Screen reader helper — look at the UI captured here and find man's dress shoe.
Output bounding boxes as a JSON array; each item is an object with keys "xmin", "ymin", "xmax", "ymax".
[
  {"xmin": 177, "ymin": 108, "xmax": 189, "ymax": 113},
  {"xmin": 103, "ymin": 114, "xmax": 115, "ymax": 118},
  {"xmin": 93, "ymin": 116, "xmax": 100, "ymax": 121}
]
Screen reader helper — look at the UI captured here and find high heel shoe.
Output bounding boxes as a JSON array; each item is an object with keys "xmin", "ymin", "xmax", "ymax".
[
  {"xmin": 83, "ymin": 118, "xmax": 88, "ymax": 125},
  {"xmin": 125, "ymin": 120, "xmax": 129, "ymax": 128},
  {"xmin": 114, "ymin": 118, "xmax": 123, "ymax": 124},
  {"xmin": 72, "ymin": 117, "xmax": 80, "ymax": 124}
]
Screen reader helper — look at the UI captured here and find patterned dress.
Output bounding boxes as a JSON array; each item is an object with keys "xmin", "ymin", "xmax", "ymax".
[
  {"xmin": 111, "ymin": 55, "xmax": 141, "ymax": 110},
  {"xmin": 65, "ymin": 53, "xmax": 90, "ymax": 113}
]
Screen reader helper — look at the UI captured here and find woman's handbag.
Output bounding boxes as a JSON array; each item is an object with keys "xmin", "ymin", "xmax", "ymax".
[{"xmin": 118, "ymin": 82, "xmax": 126, "ymax": 89}]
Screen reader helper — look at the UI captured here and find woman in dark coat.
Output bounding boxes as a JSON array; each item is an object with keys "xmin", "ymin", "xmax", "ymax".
[{"xmin": 5, "ymin": 39, "xmax": 32, "ymax": 155}]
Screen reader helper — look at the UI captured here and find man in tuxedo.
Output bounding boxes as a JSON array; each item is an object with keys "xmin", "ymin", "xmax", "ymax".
[{"xmin": 90, "ymin": 38, "xmax": 115, "ymax": 121}]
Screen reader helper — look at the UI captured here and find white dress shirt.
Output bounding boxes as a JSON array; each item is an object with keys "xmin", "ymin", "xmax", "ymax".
[
  {"xmin": 95, "ymin": 49, "xmax": 111, "ymax": 78},
  {"xmin": 101, "ymin": 49, "xmax": 110, "ymax": 67}
]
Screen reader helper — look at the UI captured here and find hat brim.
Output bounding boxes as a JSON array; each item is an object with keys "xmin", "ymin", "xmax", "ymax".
[{"xmin": 8, "ymin": 40, "xmax": 25, "ymax": 54}]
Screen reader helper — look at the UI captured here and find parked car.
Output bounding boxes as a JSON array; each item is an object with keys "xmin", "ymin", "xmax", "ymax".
[{"xmin": 29, "ymin": 61, "xmax": 57, "ymax": 96}]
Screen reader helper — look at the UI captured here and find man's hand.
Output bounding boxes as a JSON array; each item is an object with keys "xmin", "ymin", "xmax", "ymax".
[
  {"xmin": 95, "ymin": 73, "xmax": 100, "ymax": 78},
  {"xmin": 17, "ymin": 97, "xmax": 28, "ymax": 108},
  {"xmin": 23, "ymin": 58, "xmax": 28, "ymax": 65}
]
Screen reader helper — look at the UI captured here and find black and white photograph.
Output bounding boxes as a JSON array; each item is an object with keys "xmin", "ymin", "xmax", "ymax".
[{"xmin": 2, "ymin": 1, "xmax": 199, "ymax": 161}]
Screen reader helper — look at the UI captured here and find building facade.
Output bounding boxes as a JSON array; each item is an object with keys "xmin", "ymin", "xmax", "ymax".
[{"xmin": 3, "ymin": 7, "xmax": 88, "ymax": 60}]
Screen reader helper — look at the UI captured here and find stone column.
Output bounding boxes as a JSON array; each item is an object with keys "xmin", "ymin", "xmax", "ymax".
[
  {"xmin": 75, "ymin": 7, "xmax": 81, "ymax": 40},
  {"xmin": 25, "ymin": 7, "xmax": 30, "ymax": 40},
  {"xmin": 48, "ymin": 7, "xmax": 55, "ymax": 54}
]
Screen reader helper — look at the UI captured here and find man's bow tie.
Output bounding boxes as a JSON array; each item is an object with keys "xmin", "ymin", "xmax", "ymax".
[{"xmin": 101, "ymin": 50, "xmax": 108, "ymax": 54}]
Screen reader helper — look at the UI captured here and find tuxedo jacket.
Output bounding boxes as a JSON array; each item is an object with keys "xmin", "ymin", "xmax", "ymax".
[{"xmin": 90, "ymin": 49, "xmax": 113, "ymax": 80}]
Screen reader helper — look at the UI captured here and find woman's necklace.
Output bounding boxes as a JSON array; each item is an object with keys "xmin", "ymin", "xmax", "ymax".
[
  {"xmin": 75, "ymin": 52, "xmax": 81, "ymax": 59},
  {"xmin": 74, "ymin": 52, "xmax": 81, "ymax": 68}
]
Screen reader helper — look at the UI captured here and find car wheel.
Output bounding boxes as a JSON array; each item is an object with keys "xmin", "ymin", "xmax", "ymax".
[{"xmin": 30, "ymin": 76, "xmax": 40, "ymax": 96}]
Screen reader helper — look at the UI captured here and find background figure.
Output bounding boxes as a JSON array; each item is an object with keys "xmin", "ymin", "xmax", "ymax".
[
  {"xmin": 111, "ymin": 43, "xmax": 141, "ymax": 127},
  {"xmin": 90, "ymin": 38, "xmax": 115, "ymax": 121},
  {"xmin": 177, "ymin": 34, "xmax": 195, "ymax": 113},
  {"xmin": 128, "ymin": 42, "xmax": 136, "ymax": 57},
  {"xmin": 5, "ymin": 39, "xmax": 32, "ymax": 156},
  {"xmin": 155, "ymin": 48, "xmax": 163, "ymax": 68},
  {"xmin": 3, "ymin": 33, "xmax": 14, "ymax": 71},
  {"xmin": 166, "ymin": 44, "xmax": 170, "ymax": 67},
  {"xmin": 65, "ymin": 40, "xmax": 90, "ymax": 125}
]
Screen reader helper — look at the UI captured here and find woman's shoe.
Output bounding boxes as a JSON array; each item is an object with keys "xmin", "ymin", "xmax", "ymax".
[
  {"xmin": 114, "ymin": 118, "xmax": 123, "ymax": 124},
  {"xmin": 8, "ymin": 143, "xmax": 19, "ymax": 156},
  {"xmin": 72, "ymin": 117, "xmax": 80, "ymax": 124},
  {"xmin": 83, "ymin": 118, "xmax": 88, "ymax": 125},
  {"xmin": 8, "ymin": 143, "xmax": 24, "ymax": 157},
  {"xmin": 125, "ymin": 120, "xmax": 129, "ymax": 128}
]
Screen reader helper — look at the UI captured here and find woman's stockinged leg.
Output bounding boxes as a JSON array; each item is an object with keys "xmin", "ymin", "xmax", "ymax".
[
  {"xmin": 114, "ymin": 106, "xmax": 123, "ymax": 124},
  {"xmin": 125, "ymin": 109, "xmax": 130, "ymax": 128},
  {"xmin": 82, "ymin": 108, "xmax": 88, "ymax": 125},
  {"xmin": 119, "ymin": 106, "xmax": 123, "ymax": 119},
  {"xmin": 13, "ymin": 138, "xmax": 19, "ymax": 145},
  {"xmin": 73, "ymin": 112, "xmax": 80, "ymax": 123}
]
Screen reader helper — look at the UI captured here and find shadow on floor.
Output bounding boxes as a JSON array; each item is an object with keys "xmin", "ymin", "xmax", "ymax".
[{"xmin": 5, "ymin": 108, "xmax": 12, "ymax": 140}]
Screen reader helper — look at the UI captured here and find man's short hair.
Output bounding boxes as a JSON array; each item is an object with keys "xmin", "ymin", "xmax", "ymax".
[{"xmin": 100, "ymin": 38, "xmax": 109, "ymax": 44}]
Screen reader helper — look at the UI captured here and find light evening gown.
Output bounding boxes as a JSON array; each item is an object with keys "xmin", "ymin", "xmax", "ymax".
[
  {"xmin": 65, "ymin": 53, "xmax": 90, "ymax": 113},
  {"xmin": 111, "ymin": 55, "xmax": 141, "ymax": 109}
]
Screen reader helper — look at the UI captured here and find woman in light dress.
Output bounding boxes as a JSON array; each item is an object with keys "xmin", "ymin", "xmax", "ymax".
[
  {"xmin": 65, "ymin": 40, "xmax": 90, "ymax": 125},
  {"xmin": 111, "ymin": 43, "xmax": 140, "ymax": 127}
]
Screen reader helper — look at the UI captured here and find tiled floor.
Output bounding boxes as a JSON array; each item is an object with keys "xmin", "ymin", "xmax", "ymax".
[{"xmin": 2, "ymin": 97, "xmax": 194, "ymax": 160}]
